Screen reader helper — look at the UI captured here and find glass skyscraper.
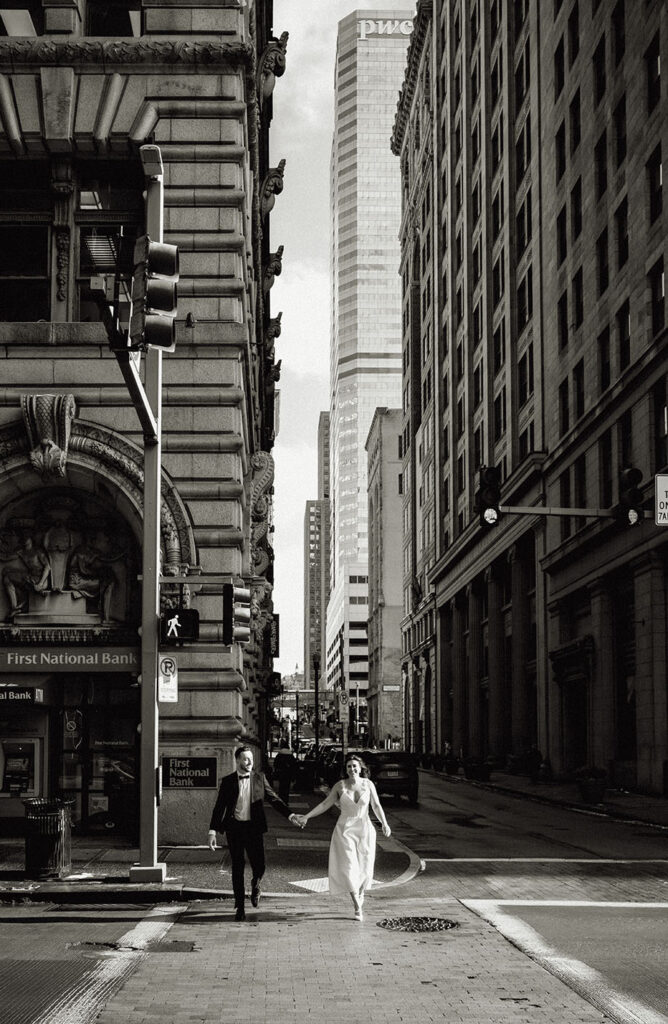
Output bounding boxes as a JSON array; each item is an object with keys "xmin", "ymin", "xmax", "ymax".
[{"xmin": 326, "ymin": 10, "xmax": 412, "ymax": 712}]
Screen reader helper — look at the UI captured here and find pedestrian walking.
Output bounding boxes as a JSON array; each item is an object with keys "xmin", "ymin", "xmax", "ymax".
[
  {"xmin": 207, "ymin": 745, "xmax": 301, "ymax": 921},
  {"xmin": 293, "ymin": 753, "xmax": 391, "ymax": 920},
  {"xmin": 272, "ymin": 744, "xmax": 297, "ymax": 805}
]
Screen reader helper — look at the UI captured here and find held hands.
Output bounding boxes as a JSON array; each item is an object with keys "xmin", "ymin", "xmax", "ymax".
[{"xmin": 289, "ymin": 813, "xmax": 307, "ymax": 829}]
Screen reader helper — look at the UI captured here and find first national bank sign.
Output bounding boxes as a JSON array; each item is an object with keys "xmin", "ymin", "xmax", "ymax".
[
  {"xmin": 0, "ymin": 647, "xmax": 139, "ymax": 672},
  {"xmin": 358, "ymin": 18, "xmax": 413, "ymax": 40}
]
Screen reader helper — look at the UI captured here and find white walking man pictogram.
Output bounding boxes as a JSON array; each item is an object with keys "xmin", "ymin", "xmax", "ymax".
[{"xmin": 166, "ymin": 613, "xmax": 181, "ymax": 637}]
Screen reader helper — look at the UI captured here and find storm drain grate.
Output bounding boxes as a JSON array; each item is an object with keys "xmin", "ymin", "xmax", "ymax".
[{"xmin": 377, "ymin": 916, "xmax": 460, "ymax": 933}]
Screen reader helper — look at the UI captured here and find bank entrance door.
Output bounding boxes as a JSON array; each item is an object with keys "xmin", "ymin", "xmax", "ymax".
[{"xmin": 59, "ymin": 676, "xmax": 139, "ymax": 837}]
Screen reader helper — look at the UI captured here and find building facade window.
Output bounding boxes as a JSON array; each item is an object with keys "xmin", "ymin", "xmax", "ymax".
[
  {"xmin": 554, "ymin": 36, "xmax": 565, "ymax": 99},
  {"xmin": 595, "ymin": 130, "xmax": 607, "ymax": 199},
  {"xmin": 598, "ymin": 325, "xmax": 611, "ymax": 391},
  {"xmin": 615, "ymin": 197, "xmax": 628, "ymax": 268},
  {"xmin": 558, "ymin": 290, "xmax": 569, "ymax": 348},
  {"xmin": 645, "ymin": 33, "xmax": 661, "ymax": 113},
  {"xmin": 597, "ymin": 228, "xmax": 609, "ymax": 295},
  {"xmin": 572, "ymin": 266, "xmax": 584, "ymax": 327},
  {"xmin": 557, "ymin": 204, "xmax": 567, "ymax": 264},
  {"xmin": 559, "ymin": 377, "xmax": 570, "ymax": 435},
  {"xmin": 593, "ymin": 34, "xmax": 606, "ymax": 105},
  {"xmin": 647, "ymin": 144, "xmax": 663, "ymax": 224},
  {"xmin": 617, "ymin": 298, "xmax": 630, "ymax": 369},
  {"xmin": 569, "ymin": 90, "xmax": 581, "ymax": 154},
  {"xmin": 649, "ymin": 257, "xmax": 665, "ymax": 338},
  {"xmin": 614, "ymin": 95, "xmax": 626, "ymax": 166}
]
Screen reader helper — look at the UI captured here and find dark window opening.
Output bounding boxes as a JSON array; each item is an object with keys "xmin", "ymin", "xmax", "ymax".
[{"xmin": 87, "ymin": 1, "xmax": 142, "ymax": 37}]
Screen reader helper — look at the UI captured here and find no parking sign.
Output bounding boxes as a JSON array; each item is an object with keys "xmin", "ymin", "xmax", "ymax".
[{"xmin": 158, "ymin": 655, "xmax": 178, "ymax": 702}]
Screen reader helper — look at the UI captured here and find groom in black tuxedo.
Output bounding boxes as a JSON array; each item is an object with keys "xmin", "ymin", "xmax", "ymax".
[{"xmin": 208, "ymin": 745, "xmax": 299, "ymax": 920}]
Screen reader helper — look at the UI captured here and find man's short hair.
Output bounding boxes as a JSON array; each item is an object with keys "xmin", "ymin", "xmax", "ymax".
[{"xmin": 234, "ymin": 745, "xmax": 254, "ymax": 760}]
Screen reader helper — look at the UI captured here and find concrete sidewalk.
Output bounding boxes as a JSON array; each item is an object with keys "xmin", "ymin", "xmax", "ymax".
[
  {"xmin": 433, "ymin": 768, "xmax": 668, "ymax": 828},
  {"xmin": 89, "ymin": 893, "xmax": 618, "ymax": 1024}
]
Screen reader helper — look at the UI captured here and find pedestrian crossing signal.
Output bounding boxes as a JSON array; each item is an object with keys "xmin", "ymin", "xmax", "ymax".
[{"xmin": 160, "ymin": 607, "xmax": 200, "ymax": 645}]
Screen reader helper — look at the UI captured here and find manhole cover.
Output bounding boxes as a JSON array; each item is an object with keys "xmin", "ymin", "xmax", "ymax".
[{"xmin": 377, "ymin": 916, "xmax": 460, "ymax": 933}]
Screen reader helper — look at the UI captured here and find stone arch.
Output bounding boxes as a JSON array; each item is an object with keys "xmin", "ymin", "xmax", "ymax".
[{"xmin": 0, "ymin": 416, "xmax": 196, "ymax": 572}]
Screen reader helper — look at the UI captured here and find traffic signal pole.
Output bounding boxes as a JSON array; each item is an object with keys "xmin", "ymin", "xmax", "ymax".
[{"xmin": 129, "ymin": 148, "xmax": 167, "ymax": 882}]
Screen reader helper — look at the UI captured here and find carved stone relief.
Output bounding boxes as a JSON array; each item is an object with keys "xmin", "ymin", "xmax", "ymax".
[
  {"xmin": 256, "ymin": 32, "xmax": 288, "ymax": 105},
  {"xmin": 0, "ymin": 491, "xmax": 139, "ymax": 626},
  {"xmin": 250, "ymin": 451, "xmax": 275, "ymax": 582},
  {"xmin": 21, "ymin": 393, "xmax": 76, "ymax": 480},
  {"xmin": 263, "ymin": 245, "xmax": 284, "ymax": 293},
  {"xmin": 260, "ymin": 159, "xmax": 285, "ymax": 219}
]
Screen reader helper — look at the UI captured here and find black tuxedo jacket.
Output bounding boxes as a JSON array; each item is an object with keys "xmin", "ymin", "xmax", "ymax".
[{"xmin": 209, "ymin": 769, "xmax": 291, "ymax": 835}]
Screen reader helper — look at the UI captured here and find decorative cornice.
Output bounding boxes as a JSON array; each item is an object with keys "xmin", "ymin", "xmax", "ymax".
[
  {"xmin": 391, "ymin": 0, "xmax": 431, "ymax": 155},
  {"xmin": 0, "ymin": 38, "xmax": 254, "ymax": 68}
]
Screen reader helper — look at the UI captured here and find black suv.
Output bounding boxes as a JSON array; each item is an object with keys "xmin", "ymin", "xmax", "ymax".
[{"xmin": 363, "ymin": 750, "xmax": 419, "ymax": 805}]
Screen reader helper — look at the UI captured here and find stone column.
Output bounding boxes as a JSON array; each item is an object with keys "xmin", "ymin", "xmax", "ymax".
[
  {"xmin": 467, "ymin": 582, "xmax": 482, "ymax": 757},
  {"xmin": 486, "ymin": 565, "xmax": 505, "ymax": 759},
  {"xmin": 452, "ymin": 596, "xmax": 466, "ymax": 757},
  {"xmin": 436, "ymin": 602, "xmax": 452, "ymax": 751},
  {"xmin": 634, "ymin": 554, "xmax": 667, "ymax": 793},
  {"xmin": 546, "ymin": 600, "xmax": 562, "ymax": 773},
  {"xmin": 510, "ymin": 545, "xmax": 529, "ymax": 754},
  {"xmin": 588, "ymin": 579, "xmax": 615, "ymax": 770}
]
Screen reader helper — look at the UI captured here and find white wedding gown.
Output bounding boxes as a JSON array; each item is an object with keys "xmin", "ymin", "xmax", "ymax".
[{"xmin": 328, "ymin": 780, "xmax": 376, "ymax": 895}]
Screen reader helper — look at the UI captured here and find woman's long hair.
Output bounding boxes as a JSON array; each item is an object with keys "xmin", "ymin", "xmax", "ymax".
[{"xmin": 342, "ymin": 754, "xmax": 369, "ymax": 779}]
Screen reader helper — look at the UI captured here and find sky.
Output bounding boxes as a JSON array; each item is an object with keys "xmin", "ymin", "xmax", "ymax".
[{"xmin": 269, "ymin": 1, "xmax": 413, "ymax": 677}]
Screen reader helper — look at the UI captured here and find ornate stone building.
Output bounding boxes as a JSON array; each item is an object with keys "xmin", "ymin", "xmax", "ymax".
[
  {"xmin": 0, "ymin": 0, "xmax": 286, "ymax": 839},
  {"xmin": 394, "ymin": 0, "xmax": 668, "ymax": 795}
]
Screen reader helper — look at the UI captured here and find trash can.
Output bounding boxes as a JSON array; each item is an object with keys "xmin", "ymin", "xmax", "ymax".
[{"xmin": 24, "ymin": 798, "xmax": 73, "ymax": 880}]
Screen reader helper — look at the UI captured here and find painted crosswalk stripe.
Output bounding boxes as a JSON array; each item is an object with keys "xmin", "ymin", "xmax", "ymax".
[{"xmin": 463, "ymin": 899, "xmax": 668, "ymax": 1024}]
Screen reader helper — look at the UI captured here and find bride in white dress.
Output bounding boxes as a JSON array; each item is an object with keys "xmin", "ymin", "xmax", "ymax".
[{"xmin": 294, "ymin": 754, "xmax": 391, "ymax": 920}]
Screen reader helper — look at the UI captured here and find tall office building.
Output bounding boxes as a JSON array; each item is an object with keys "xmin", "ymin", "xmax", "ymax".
[
  {"xmin": 393, "ymin": 0, "xmax": 668, "ymax": 794},
  {"xmin": 326, "ymin": 10, "xmax": 412, "ymax": 734},
  {"xmin": 303, "ymin": 413, "xmax": 329, "ymax": 723}
]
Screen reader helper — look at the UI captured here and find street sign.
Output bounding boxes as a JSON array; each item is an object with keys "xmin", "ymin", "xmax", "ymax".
[
  {"xmin": 158, "ymin": 655, "xmax": 178, "ymax": 702},
  {"xmin": 655, "ymin": 474, "xmax": 668, "ymax": 525},
  {"xmin": 339, "ymin": 690, "xmax": 349, "ymax": 707}
]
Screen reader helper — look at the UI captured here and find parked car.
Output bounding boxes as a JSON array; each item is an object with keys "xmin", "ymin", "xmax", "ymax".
[{"xmin": 363, "ymin": 750, "xmax": 419, "ymax": 804}]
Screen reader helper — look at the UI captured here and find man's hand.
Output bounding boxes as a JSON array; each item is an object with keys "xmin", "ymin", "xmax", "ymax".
[
  {"xmin": 290, "ymin": 814, "xmax": 307, "ymax": 829},
  {"xmin": 207, "ymin": 831, "xmax": 217, "ymax": 851}
]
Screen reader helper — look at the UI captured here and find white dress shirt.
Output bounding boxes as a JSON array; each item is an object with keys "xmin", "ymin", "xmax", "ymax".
[{"xmin": 234, "ymin": 772, "xmax": 252, "ymax": 821}]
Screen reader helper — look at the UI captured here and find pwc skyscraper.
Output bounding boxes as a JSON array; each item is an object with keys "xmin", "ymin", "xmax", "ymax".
[{"xmin": 326, "ymin": 10, "xmax": 411, "ymax": 735}]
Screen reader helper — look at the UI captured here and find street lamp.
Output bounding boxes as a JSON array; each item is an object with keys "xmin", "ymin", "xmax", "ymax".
[{"xmin": 313, "ymin": 656, "xmax": 320, "ymax": 760}]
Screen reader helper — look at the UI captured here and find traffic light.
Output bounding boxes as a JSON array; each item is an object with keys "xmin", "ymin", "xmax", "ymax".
[
  {"xmin": 129, "ymin": 234, "xmax": 179, "ymax": 352},
  {"xmin": 160, "ymin": 607, "xmax": 200, "ymax": 645},
  {"xmin": 618, "ymin": 466, "xmax": 643, "ymax": 525},
  {"xmin": 475, "ymin": 465, "xmax": 502, "ymax": 527},
  {"xmin": 222, "ymin": 583, "xmax": 252, "ymax": 644}
]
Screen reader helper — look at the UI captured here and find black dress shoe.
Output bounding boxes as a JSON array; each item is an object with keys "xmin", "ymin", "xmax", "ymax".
[
  {"xmin": 235, "ymin": 906, "xmax": 246, "ymax": 922},
  {"xmin": 251, "ymin": 879, "xmax": 261, "ymax": 907}
]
